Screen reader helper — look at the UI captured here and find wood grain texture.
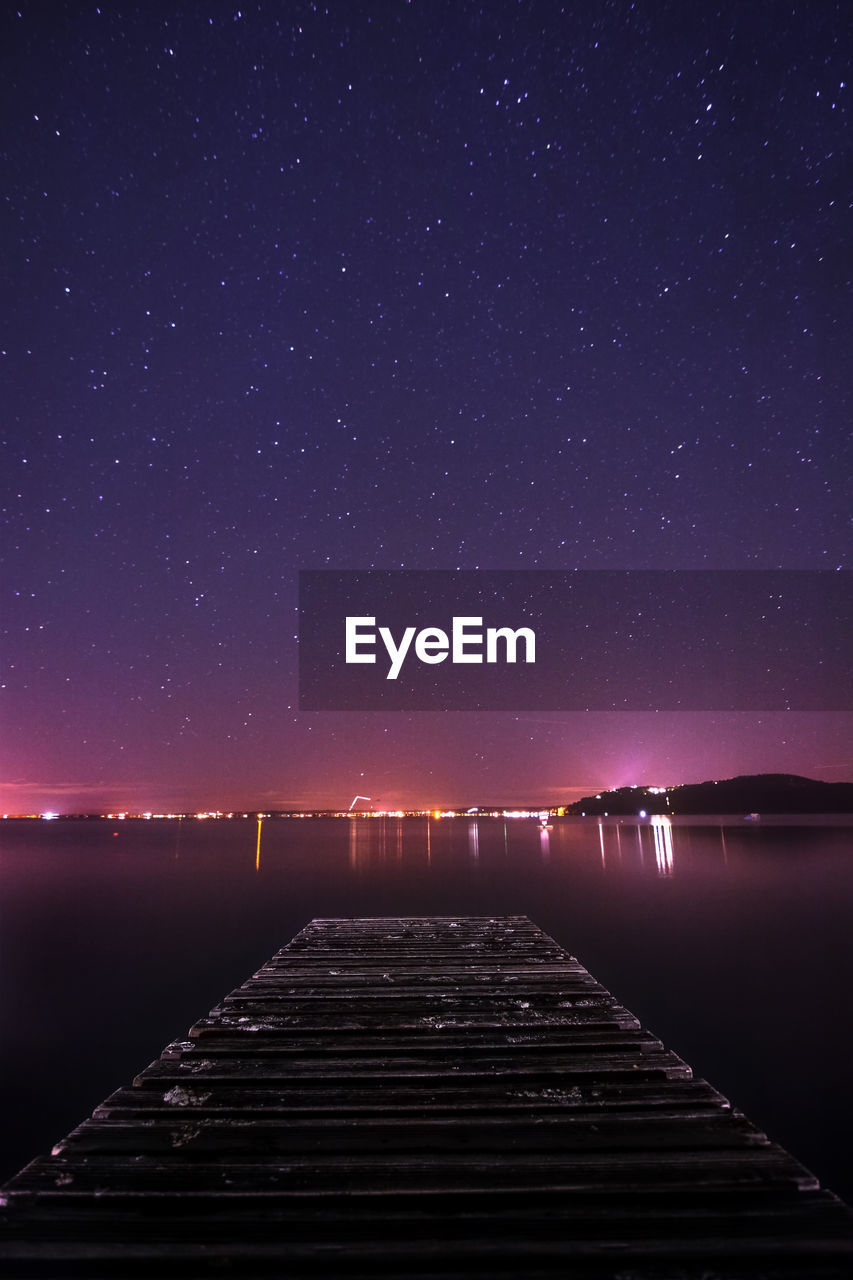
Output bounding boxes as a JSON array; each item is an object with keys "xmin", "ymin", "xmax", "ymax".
[{"xmin": 1, "ymin": 914, "xmax": 851, "ymax": 1276}]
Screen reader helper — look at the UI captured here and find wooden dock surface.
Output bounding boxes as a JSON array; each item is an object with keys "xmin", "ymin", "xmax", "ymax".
[{"xmin": 1, "ymin": 914, "xmax": 852, "ymax": 1276}]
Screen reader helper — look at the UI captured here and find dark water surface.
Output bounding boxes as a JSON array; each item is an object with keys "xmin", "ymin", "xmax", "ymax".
[{"xmin": 2, "ymin": 815, "xmax": 852, "ymax": 1203}]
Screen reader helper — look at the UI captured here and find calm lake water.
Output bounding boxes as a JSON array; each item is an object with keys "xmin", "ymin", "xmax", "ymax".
[{"xmin": 1, "ymin": 814, "xmax": 852, "ymax": 1203}]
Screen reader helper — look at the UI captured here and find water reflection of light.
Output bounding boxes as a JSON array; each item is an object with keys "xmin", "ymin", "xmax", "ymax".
[
  {"xmin": 468, "ymin": 821, "xmax": 480, "ymax": 862},
  {"xmin": 347, "ymin": 815, "xmax": 435, "ymax": 872},
  {"xmin": 539, "ymin": 824, "xmax": 550, "ymax": 862},
  {"xmin": 255, "ymin": 816, "xmax": 262, "ymax": 871},
  {"xmin": 348, "ymin": 817, "xmax": 364, "ymax": 870},
  {"xmin": 598, "ymin": 821, "xmax": 606, "ymax": 868},
  {"xmin": 651, "ymin": 815, "xmax": 674, "ymax": 876}
]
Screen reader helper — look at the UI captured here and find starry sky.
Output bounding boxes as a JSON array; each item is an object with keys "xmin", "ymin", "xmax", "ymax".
[{"xmin": 2, "ymin": 1, "xmax": 851, "ymax": 813}]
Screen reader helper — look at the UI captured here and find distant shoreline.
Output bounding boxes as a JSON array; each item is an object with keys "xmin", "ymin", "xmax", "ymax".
[
  {"xmin": 4, "ymin": 813, "xmax": 853, "ymax": 825},
  {"xmin": 4, "ymin": 773, "xmax": 853, "ymax": 822}
]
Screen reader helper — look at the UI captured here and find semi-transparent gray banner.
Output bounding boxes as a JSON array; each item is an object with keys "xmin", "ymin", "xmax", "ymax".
[{"xmin": 298, "ymin": 570, "xmax": 852, "ymax": 711}]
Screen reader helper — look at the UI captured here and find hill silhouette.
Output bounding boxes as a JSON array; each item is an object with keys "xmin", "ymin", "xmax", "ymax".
[{"xmin": 566, "ymin": 773, "xmax": 853, "ymax": 816}]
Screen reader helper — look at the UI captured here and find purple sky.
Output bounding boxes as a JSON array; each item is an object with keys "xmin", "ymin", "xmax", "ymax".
[{"xmin": 2, "ymin": 3, "xmax": 851, "ymax": 813}]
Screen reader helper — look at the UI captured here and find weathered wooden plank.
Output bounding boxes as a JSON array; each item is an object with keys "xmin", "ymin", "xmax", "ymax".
[
  {"xmin": 3, "ymin": 1148, "xmax": 824, "ymax": 1194},
  {"xmin": 154, "ymin": 1027, "xmax": 671, "ymax": 1057},
  {"xmin": 91, "ymin": 1085, "xmax": 735, "ymax": 1119},
  {"xmin": 52, "ymin": 1112, "xmax": 772, "ymax": 1158},
  {"xmin": 1, "ymin": 914, "xmax": 852, "ymax": 1277},
  {"xmin": 132, "ymin": 1051, "xmax": 696, "ymax": 1084},
  {"xmin": 186, "ymin": 1013, "xmax": 646, "ymax": 1035},
  {"xmin": 3, "ymin": 1182, "xmax": 845, "ymax": 1215}
]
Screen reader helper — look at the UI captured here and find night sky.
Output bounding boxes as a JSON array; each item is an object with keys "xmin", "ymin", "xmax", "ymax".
[{"xmin": 2, "ymin": 1, "xmax": 851, "ymax": 814}]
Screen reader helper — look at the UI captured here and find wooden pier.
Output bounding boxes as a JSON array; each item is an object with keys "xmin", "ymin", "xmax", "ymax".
[{"xmin": 1, "ymin": 915, "xmax": 852, "ymax": 1276}]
